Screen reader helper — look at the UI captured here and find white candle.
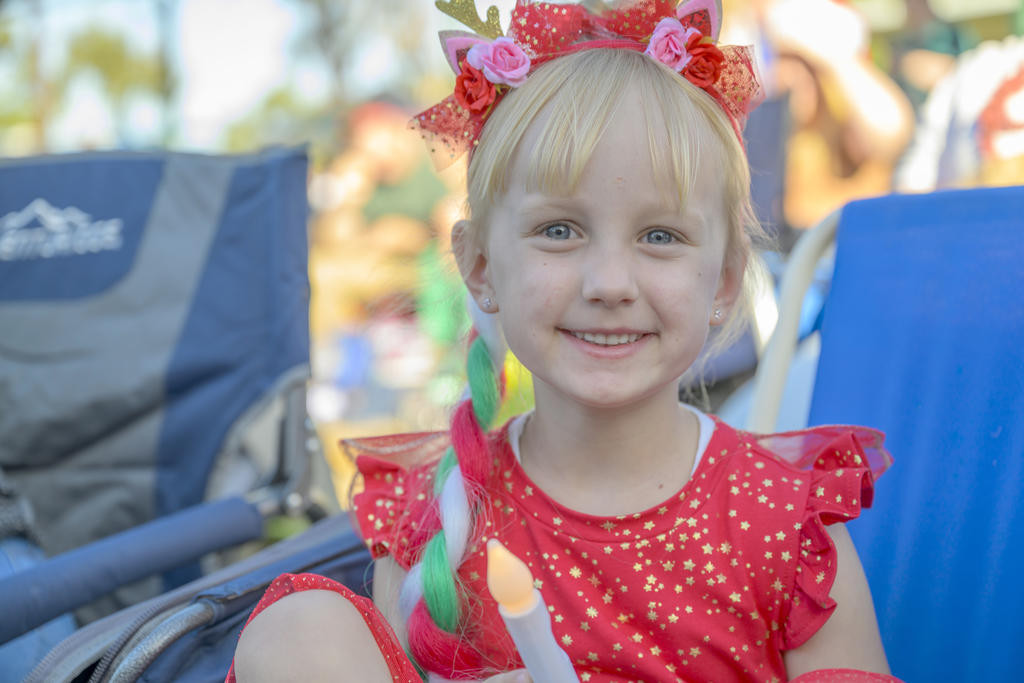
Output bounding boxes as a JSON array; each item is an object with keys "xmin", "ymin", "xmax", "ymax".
[{"xmin": 486, "ymin": 539, "xmax": 579, "ymax": 683}]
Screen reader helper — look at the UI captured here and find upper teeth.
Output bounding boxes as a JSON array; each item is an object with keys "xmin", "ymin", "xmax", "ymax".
[{"xmin": 572, "ymin": 331, "xmax": 642, "ymax": 345}]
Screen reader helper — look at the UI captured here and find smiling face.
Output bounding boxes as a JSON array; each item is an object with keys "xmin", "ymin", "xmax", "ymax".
[{"xmin": 459, "ymin": 87, "xmax": 743, "ymax": 412}]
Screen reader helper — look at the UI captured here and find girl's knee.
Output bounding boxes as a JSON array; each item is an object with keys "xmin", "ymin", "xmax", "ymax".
[{"xmin": 233, "ymin": 589, "xmax": 392, "ymax": 682}]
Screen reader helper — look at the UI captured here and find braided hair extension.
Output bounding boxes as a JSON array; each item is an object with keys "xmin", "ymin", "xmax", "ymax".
[{"xmin": 401, "ymin": 333, "xmax": 504, "ymax": 679}]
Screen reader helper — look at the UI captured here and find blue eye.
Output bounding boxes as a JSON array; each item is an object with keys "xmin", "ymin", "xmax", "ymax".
[
  {"xmin": 644, "ymin": 229, "xmax": 675, "ymax": 245},
  {"xmin": 543, "ymin": 223, "xmax": 573, "ymax": 240}
]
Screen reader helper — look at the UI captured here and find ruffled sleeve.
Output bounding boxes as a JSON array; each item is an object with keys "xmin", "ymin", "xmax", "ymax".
[
  {"xmin": 754, "ymin": 427, "xmax": 892, "ymax": 650},
  {"xmin": 341, "ymin": 431, "xmax": 450, "ymax": 569}
]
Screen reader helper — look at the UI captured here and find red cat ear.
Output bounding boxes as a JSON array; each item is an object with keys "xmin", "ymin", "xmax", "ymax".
[
  {"xmin": 439, "ymin": 30, "xmax": 489, "ymax": 74},
  {"xmin": 675, "ymin": 0, "xmax": 721, "ymax": 41}
]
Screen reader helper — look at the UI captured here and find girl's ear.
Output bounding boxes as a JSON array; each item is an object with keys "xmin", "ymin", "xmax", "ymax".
[
  {"xmin": 711, "ymin": 245, "xmax": 747, "ymax": 326},
  {"xmin": 452, "ymin": 219, "xmax": 496, "ymax": 310}
]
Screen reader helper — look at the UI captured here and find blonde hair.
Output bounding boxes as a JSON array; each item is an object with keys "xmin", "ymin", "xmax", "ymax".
[{"xmin": 465, "ymin": 48, "xmax": 771, "ymax": 358}]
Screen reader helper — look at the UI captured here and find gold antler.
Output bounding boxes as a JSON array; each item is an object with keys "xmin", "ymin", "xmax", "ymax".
[{"xmin": 435, "ymin": 0, "xmax": 503, "ymax": 39}]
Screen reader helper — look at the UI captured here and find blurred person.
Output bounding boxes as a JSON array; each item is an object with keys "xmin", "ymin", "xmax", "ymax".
[
  {"xmin": 889, "ymin": 0, "xmax": 977, "ymax": 112},
  {"xmin": 895, "ymin": 34, "xmax": 1024, "ymax": 192},
  {"xmin": 723, "ymin": 0, "xmax": 914, "ymax": 236},
  {"xmin": 764, "ymin": 0, "xmax": 915, "ymax": 232}
]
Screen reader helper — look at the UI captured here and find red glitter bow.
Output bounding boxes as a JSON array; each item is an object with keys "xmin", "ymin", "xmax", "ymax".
[{"xmin": 414, "ymin": 0, "xmax": 764, "ymax": 168}]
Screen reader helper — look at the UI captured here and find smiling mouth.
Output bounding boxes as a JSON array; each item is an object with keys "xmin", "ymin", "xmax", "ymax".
[{"xmin": 569, "ymin": 331, "xmax": 646, "ymax": 346}]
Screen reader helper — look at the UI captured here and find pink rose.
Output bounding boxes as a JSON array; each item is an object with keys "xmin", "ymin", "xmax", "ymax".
[
  {"xmin": 466, "ymin": 37, "xmax": 531, "ymax": 87},
  {"xmin": 645, "ymin": 17, "xmax": 701, "ymax": 72}
]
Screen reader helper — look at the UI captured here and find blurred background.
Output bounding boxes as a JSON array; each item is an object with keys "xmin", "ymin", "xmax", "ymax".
[{"xmin": 2, "ymin": 0, "xmax": 1023, "ymax": 503}]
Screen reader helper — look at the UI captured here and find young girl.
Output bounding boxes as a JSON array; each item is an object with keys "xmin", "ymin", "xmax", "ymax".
[{"xmin": 230, "ymin": 1, "xmax": 895, "ymax": 681}]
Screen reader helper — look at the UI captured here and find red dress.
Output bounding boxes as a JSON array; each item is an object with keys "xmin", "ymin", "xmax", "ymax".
[
  {"xmin": 346, "ymin": 415, "xmax": 890, "ymax": 682},
  {"xmin": 227, "ymin": 416, "xmax": 894, "ymax": 682}
]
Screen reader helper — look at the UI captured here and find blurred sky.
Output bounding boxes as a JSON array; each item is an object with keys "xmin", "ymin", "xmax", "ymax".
[
  {"xmin": 2, "ymin": 0, "xmax": 527, "ymax": 151},
  {"xmin": 5, "ymin": 0, "xmax": 1019, "ymax": 152}
]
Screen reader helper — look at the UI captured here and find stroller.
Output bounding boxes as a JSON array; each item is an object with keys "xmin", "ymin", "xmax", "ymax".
[{"xmin": 0, "ymin": 147, "xmax": 368, "ymax": 682}]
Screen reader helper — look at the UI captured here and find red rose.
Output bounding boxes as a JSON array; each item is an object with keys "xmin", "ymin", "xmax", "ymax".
[
  {"xmin": 684, "ymin": 39, "xmax": 725, "ymax": 88},
  {"xmin": 454, "ymin": 60, "xmax": 497, "ymax": 113}
]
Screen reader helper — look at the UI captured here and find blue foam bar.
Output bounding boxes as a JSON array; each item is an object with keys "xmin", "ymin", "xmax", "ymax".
[{"xmin": 0, "ymin": 497, "xmax": 263, "ymax": 646}]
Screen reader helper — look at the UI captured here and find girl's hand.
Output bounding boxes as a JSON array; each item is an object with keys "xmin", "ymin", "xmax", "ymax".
[{"xmin": 482, "ymin": 671, "xmax": 531, "ymax": 683}]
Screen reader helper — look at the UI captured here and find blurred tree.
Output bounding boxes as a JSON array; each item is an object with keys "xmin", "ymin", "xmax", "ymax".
[
  {"xmin": 60, "ymin": 26, "xmax": 164, "ymax": 144},
  {"xmin": 0, "ymin": 1, "xmax": 172, "ymax": 152},
  {"xmin": 223, "ymin": 86, "xmax": 330, "ymax": 156},
  {"xmin": 0, "ymin": 0, "xmax": 50, "ymax": 151}
]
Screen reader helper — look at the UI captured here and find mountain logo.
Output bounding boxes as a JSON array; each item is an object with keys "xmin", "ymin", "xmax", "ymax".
[{"xmin": 0, "ymin": 198, "xmax": 124, "ymax": 262}]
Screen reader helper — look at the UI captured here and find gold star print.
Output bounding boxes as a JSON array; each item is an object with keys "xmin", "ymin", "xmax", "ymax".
[
  {"xmin": 561, "ymin": 634, "xmax": 573, "ymax": 646},
  {"xmin": 668, "ymin": 614, "xmax": 679, "ymax": 623},
  {"xmin": 776, "ymin": 531, "xmax": 786, "ymax": 541},
  {"xmin": 601, "ymin": 521, "xmax": 616, "ymax": 531},
  {"xmin": 587, "ymin": 652, "xmax": 598, "ymax": 661},
  {"xmin": 772, "ymin": 579, "xmax": 784, "ymax": 591},
  {"xmin": 740, "ymin": 521, "xmax": 751, "ymax": 530},
  {"xmin": 730, "ymin": 592, "xmax": 742, "ymax": 603},
  {"xmin": 586, "ymin": 606, "xmax": 598, "ymax": 618},
  {"xmin": 633, "ymin": 562, "xmax": 642, "ymax": 571},
  {"xmin": 613, "ymin": 643, "xmax": 623, "ymax": 651},
  {"xmin": 534, "ymin": 578, "xmax": 543, "ymax": 589},
  {"xmin": 702, "ymin": 543, "xmax": 714, "ymax": 554},
  {"xmin": 603, "ymin": 546, "xmax": 612, "ymax": 554},
  {"xmin": 758, "ymin": 494, "xmax": 768, "ymax": 504},
  {"xmin": 631, "ymin": 633, "xmax": 644, "ymax": 643},
  {"xmin": 781, "ymin": 551, "xmax": 792, "ymax": 562},
  {"xmin": 690, "ymin": 647, "xmax": 701, "ymax": 657},
  {"xmin": 581, "ymin": 674, "xmax": 592, "ymax": 682},
  {"xmin": 704, "ymin": 561, "xmax": 715, "ymax": 572},
  {"xmin": 570, "ymin": 566, "xmax": 582, "ymax": 578},
  {"xmin": 650, "ymin": 646, "xmax": 662, "ymax": 656},
  {"xmin": 683, "ymin": 559, "xmax": 696, "ymax": 570},
  {"xmin": 720, "ymin": 542, "xmax": 732, "ymax": 553}
]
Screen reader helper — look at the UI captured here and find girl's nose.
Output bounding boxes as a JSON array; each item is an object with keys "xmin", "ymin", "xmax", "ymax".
[{"xmin": 581, "ymin": 248, "xmax": 639, "ymax": 306}]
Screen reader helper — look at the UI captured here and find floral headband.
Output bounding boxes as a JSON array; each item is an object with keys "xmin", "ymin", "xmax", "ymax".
[{"xmin": 415, "ymin": 0, "xmax": 765, "ymax": 168}]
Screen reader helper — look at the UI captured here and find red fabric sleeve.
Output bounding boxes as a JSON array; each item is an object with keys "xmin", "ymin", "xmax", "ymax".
[
  {"xmin": 343, "ymin": 432, "xmax": 450, "ymax": 570},
  {"xmin": 225, "ymin": 573, "xmax": 422, "ymax": 683},
  {"xmin": 778, "ymin": 430, "xmax": 887, "ymax": 650}
]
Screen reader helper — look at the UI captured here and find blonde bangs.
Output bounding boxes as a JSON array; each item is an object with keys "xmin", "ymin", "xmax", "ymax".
[{"xmin": 465, "ymin": 47, "xmax": 772, "ymax": 363}]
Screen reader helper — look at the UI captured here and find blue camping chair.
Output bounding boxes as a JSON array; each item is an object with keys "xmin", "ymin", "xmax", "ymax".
[
  {"xmin": 0, "ymin": 147, "xmax": 332, "ymax": 679},
  {"xmin": 746, "ymin": 186, "xmax": 1024, "ymax": 681}
]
